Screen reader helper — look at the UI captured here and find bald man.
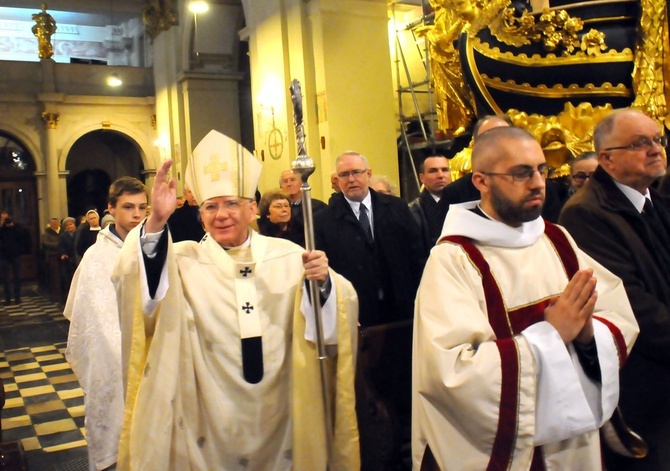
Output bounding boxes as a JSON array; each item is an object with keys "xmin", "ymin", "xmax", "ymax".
[
  {"xmin": 438, "ymin": 116, "xmax": 513, "ymax": 219},
  {"xmin": 413, "ymin": 126, "xmax": 638, "ymax": 470},
  {"xmin": 440, "ymin": 115, "xmax": 563, "ymax": 223},
  {"xmin": 560, "ymin": 108, "xmax": 670, "ymax": 470}
]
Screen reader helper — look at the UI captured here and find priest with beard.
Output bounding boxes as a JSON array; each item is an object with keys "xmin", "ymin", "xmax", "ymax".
[{"xmin": 412, "ymin": 126, "xmax": 639, "ymax": 470}]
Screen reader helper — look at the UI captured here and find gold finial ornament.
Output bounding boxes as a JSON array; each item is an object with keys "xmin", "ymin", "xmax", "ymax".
[{"xmin": 32, "ymin": 3, "xmax": 57, "ymax": 59}]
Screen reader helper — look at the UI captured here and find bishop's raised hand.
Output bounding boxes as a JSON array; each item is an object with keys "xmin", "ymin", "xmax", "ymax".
[{"xmin": 146, "ymin": 159, "xmax": 178, "ymax": 234}]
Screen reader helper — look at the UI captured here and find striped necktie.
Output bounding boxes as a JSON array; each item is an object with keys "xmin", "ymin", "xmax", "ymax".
[{"xmin": 359, "ymin": 203, "xmax": 373, "ymax": 242}]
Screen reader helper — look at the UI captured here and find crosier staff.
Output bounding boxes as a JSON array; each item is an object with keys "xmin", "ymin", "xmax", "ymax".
[{"xmin": 289, "ymin": 78, "xmax": 334, "ymax": 467}]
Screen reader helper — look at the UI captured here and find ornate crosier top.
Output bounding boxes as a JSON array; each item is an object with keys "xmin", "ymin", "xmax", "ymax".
[
  {"xmin": 290, "ymin": 79, "xmax": 315, "ymax": 182},
  {"xmin": 290, "ymin": 79, "xmax": 307, "ymax": 158}
]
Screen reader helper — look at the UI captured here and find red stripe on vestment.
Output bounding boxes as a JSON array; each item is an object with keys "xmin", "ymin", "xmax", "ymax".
[
  {"xmin": 593, "ymin": 315, "xmax": 628, "ymax": 366},
  {"xmin": 488, "ymin": 337, "xmax": 521, "ymax": 471},
  {"xmin": 508, "ymin": 300, "xmax": 550, "ymax": 334},
  {"xmin": 442, "ymin": 236, "xmax": 512, "ymax": 338},
  {"xmin": 544, "ymin": 222, "xmax": 578, "ymax": 279},
  {"xmin": 441, "ymin": 236, "xmax": 520, "ymax": 470}
]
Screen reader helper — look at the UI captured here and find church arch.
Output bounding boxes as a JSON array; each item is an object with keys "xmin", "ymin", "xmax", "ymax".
[
  {"xmin": 0, "ymin": 130, "xmax": 40, "ymax": 280},
  {"xmin": 63, "ymin": 129, "xmax": 146, "ymax": 219},
  {"xmin": 59, "ymin": 122, "xmax": 154, "ymax": 173}
]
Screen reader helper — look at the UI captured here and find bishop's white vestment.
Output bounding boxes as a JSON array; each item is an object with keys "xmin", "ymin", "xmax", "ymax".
[
  {"xmin": 112, "ymin": 227, "xmax": 360, "ymax": 470},
  {"xmin": 412, "ymin": 202, "xmax": 639, "ymax": 470},
  {"xmin": 64, "ymin": 226, "xmax": 124, "ymax": 471}
]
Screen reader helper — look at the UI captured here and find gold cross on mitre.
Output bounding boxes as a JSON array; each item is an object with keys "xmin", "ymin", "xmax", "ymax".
[{"xmin": 204, "ymin": 153, "xmax": 228, "ymax": 182}]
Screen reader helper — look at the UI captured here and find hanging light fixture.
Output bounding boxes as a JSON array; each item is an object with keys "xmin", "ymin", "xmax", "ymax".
[
  {"xmin": 189, "ymin": 1, "xmax": 209, "ymax": 13},
  {"xmin": 107, "ymin": 73, "xmax": 122, "ymax": 87},
  {"xmin": 105, "ymin": 0, "xmax": 123, "ymax": 87}
]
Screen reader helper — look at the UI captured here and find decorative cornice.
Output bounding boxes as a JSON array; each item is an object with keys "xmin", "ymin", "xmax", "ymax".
[
  {"xmin": 472, "ymin": 37, "xmax": 634, "ymax": 66},
  {"xmin": 481, "ymin": 75, "xmax": 632, "ymax": 98}
]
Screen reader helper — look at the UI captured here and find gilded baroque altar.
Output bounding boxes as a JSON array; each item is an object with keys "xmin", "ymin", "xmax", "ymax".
[{"xmin": 424, "ymin": 0, "xmax": 670, "ymax": 176}]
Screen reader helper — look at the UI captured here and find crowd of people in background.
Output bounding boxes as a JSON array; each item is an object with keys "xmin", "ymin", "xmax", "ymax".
[{"xmin": 3, "ymin": 107, "xmax": 669, "ymax": 470}]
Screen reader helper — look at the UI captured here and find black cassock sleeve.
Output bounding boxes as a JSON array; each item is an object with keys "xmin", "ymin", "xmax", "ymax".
[{"xmin": 142, "ymin": 228, "xmax": 169, "ymax": 299}]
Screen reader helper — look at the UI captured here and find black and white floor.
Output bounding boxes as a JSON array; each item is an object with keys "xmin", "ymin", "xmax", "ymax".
[{"xmin": 0, "ymin": 285, "xmax": 88, "ymax": 471}]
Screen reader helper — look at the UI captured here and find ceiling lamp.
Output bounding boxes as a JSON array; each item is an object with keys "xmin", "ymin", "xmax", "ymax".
[
  {"xmin": 107, "ymin": 73, "xmax": 122, "ymax": 87},
  {"xmin": 189, "ymin": 1, "xmax": 209, "ymax": 13}
]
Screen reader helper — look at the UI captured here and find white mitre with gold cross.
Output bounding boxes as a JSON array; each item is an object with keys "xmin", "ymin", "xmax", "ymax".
[{"xmin": 185, "ymin": 130, "xmax": 262, "ymax": 204}]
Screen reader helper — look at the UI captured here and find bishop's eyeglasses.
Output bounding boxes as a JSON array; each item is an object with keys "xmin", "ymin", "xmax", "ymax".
[
  {"xmin": 202, "ymin": 199, "xmax": 252, "ymax": 215},
  {"xmin": 481, "ymin": 164, "xmax": 553, "ymax": 183},
  {"xmin": 604, "ymin": 135, "xmax": 668, "ymax": 152}
]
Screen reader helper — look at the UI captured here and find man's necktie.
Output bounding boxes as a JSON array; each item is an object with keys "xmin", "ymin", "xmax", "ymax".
[
  {"xmin": 643, "ymin": 198, "xmax": 665, "ymax": 236},
  {"xmin": 359, "ymin": 203, "xmax": 373, "ymax": 242}
]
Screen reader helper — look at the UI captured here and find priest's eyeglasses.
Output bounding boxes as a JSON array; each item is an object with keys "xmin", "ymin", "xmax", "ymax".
[
  {"xmin": 481, "ymin": 165, "xmax": 553, "ymax": 183},
  {"xmin": 604, "ymin": 135, "xmax": 667, "ymax": 152},
  {"xmin": 202, "ymin": 199, "xmax": 252, "ymax": 215}
]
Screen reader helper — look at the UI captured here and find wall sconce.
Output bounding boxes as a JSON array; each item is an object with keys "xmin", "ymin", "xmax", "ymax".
[
  {"xmin": 258, "ymin": 76, "xmax": 283, "ymax": 115},
  {"xmin": 107, "ymin": 73, "xmax": 122, "ymax": 87},
  {"xmin": 154, "ymin": 132, "xmax": 170, "ymax": 162}
]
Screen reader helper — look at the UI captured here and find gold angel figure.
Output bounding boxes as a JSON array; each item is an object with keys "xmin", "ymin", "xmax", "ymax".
[{"xmin": 32, "ymin": 4, "xmax": 57, "ymax": 59}]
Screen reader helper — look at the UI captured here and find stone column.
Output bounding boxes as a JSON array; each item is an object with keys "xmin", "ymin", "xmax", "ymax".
[
  {"xmin": 58, "ymin": 171, "xmax": 69, "ymax": 217},
  {"xmin": 41, "ymin": 112, "xmax": 61, "ymax": 219}
]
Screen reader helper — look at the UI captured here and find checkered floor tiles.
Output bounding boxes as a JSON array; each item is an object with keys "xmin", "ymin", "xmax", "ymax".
[
  {"xmin": 0, "ymin": 292, "xmax": 69, "ymax": 330},
  {"xmin": 0, "ymin": 344, "xmax": 87, "ymax": 466},
  {"xmin": 0, "ymin": 286, "xmax": 89, "ymax": 470}
]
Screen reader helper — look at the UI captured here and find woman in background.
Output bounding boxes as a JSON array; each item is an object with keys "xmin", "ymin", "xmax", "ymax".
[{"xmin": 257, "ymin": 189, "xmax": 305, "ymax": 247}]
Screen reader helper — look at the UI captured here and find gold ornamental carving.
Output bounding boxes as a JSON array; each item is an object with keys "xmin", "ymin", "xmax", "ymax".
[
  {"xmin": 32, "ymin": 3, "xmax": 57, "ymax": 59},
  {"xmin": 142, "ymin": 0, "xmax": 178, "ymax": 40},
  {"xmin": 491, "ymin": 7, "xmax": 609, "ymax": 57},
  {"xmin": 41, "ymin": 112, "xmax": 59, "ymax": 129},
  {"xmin": 427, "ymin": 0, "xmax": 670, "ymax": 168},
  {"xmin": 631, "ymin": 0, "xmax": 668, "ymax": 124},
  {"xmin": 471, "ymin": 36, "xmax": 633, "ymax": 66},
  {"xmin": 418, "ymin": 0, "xmax": 510, "ymax": 136},
  {"xmin": 509, "ymin": 102, "xmax": 614, "ymax": 176},
  {"xmin": 450, "ymin": 103, "xmax": 614, "ymax": 178},
  {"xmin": 481, "ymin": 75, "xmax": 631, "ymax": 99}
]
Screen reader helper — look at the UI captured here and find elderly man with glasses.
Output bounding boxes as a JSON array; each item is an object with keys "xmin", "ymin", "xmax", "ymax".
[
  {"xmin": 560, "ymin": 108, "xmax": 670, "ymax": 470},
  {"xmin": 111, "ymin": 131, "xmax": 360, "ymax": 470},
  {"xmin": 315, "ymin": 151, "xmax": 427, "ymax": 327}
]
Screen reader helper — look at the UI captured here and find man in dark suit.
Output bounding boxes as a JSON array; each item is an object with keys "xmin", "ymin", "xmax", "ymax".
[
  {"xmin": 560, "ymin": 108, "xmax": 670, "ymax": 470},
  {"xmin": 410, "ymin": 154, "xmax": 451, "ymax": 249},
  {"xmin": 167, "ymin": 187, "xmax": 205, "ymax": 242},
  {"xmin": 315, "ymin": 151, "xmax": 427, "ymax": 469},
  {"xmin": 280, "ymin": 169, "xmax": 327, "ymax": 225},
  {"xmin": 314, "ymin": 151, "xmax": 426, "ymax": 327}
]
